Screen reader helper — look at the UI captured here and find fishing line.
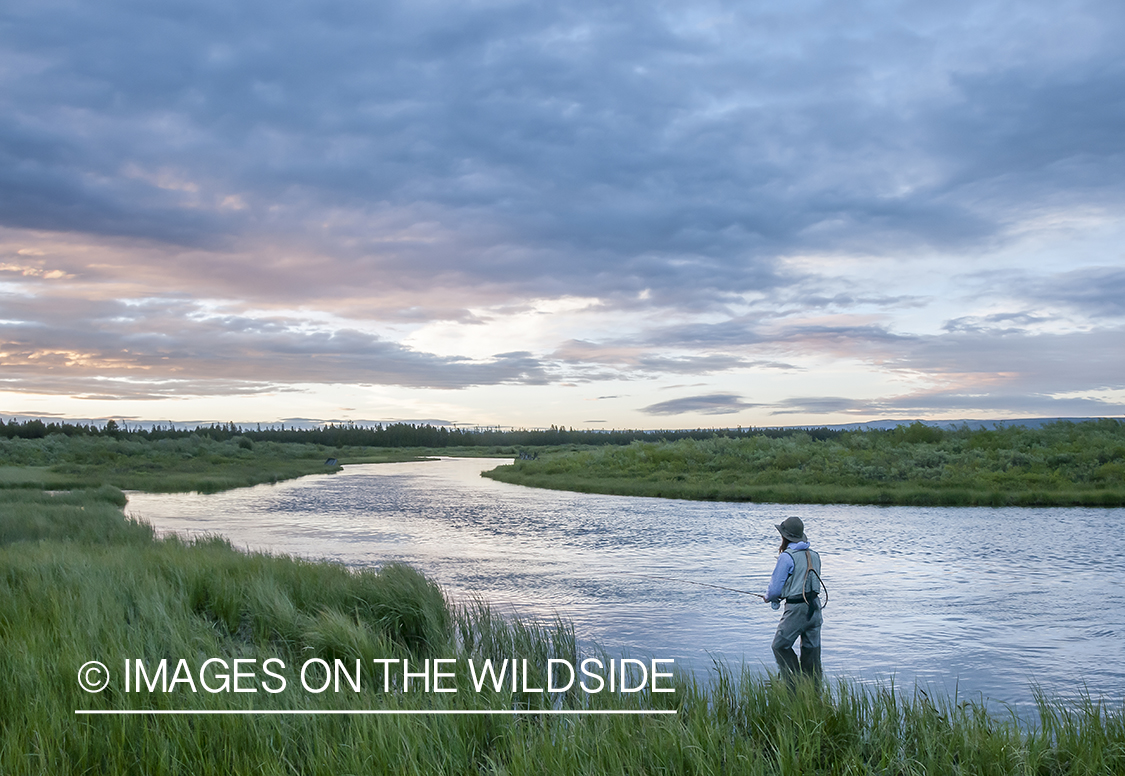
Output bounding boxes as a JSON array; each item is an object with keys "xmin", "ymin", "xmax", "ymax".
[
  {"xmin": 624, "ymin": 573, "xmax": 759, "ymax": 597},
  {"xmin": 625, "ymin": 571, "xmax": 829, "ymax": 609}
]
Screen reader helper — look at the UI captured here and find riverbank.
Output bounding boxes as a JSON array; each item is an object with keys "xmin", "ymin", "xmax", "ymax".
[
  {"xmin": 10, "ymin": 418, "xmax": 1123, "ymax": 505},
  {"xmin": 483, "ymin": 420, "xmax": 1125, "ymax": 506},
  {"xmin": 0, "ymin": 431, "xmax": 514, "ymax": 493},
  {"xmin": 2, "ymin": 488, "xmax": 1123, "ymax": 774}
]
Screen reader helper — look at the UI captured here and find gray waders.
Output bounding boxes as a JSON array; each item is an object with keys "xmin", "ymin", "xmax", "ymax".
[
  {"xmin": 772, "ymin": 547, "xmax": 823, "ymax": 689},
  {"xmin": 771, "ymin": 596, "xmax": 822, "ymax": 689}
]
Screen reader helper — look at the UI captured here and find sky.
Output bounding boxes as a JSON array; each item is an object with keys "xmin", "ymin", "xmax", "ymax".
[{"xmin": 1, "ymin": 0, "xmax": 1123, "ymax": 429}]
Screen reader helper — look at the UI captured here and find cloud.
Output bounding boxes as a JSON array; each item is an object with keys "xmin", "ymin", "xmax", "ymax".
[
  {"xmin": 941, "ymin": 312, "xmax": 1054, "ymax": 333},
  {"xmin": 889, "ymin": 328, "xmax": 1125, "ymax": 396},
  {"xmin": 641, "ymin": 393, "xmax": 761, "ymax": 416},
  {"xmin": 0, "ymin": 294, "xmax": 553, "ymax": 396},
  {"xmin": 769, "ymin": 397, "xmax": 872, "ymax": 416},
  {"xmin": 3, "ymin": 0, "xmax": 1123, "ymax": 310},
  {"xmin": 771, "ymin": 392, "xmax": 1125, "ymax": 418},
  {"xmin": 761, "ymin": 322, "xmax": 1125, "ymax": 417},
  {"xmin": 2, "ymin": 1, "xmax": 1125, "ymax": 421},
  {"xmin": 1015, "ymin": 266, "xmax": 1125, "ymax": 318},
  {"xmin": 551, "ymin": 339, "xmax": 752, "ymax": 375}
]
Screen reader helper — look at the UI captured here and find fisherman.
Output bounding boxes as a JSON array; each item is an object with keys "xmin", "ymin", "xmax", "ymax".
[{"xmin": 757, "ymin": 516, "xmax": 823, "ymax": 688}]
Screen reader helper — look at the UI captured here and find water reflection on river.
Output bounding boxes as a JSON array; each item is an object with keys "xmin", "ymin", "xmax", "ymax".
[{"xmin": 125, "ymin": 457, "xmax": 1125, "ymax": 711}]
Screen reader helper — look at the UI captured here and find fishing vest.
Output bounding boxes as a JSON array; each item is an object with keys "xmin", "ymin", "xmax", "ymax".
[{"xmin": 781, "ymin": 547, "xmax": 821, "ymax": 600}]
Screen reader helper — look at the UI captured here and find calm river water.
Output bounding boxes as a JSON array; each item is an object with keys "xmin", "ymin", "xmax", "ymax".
[{"xmin": 126, "ymin": 457, "xmax": 1125, "ymax": 712}]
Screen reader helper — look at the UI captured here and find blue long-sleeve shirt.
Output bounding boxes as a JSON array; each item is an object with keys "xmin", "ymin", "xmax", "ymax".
[{"xmin": 764, "ymin": 541, "xmax": 810, "ymax": 602}]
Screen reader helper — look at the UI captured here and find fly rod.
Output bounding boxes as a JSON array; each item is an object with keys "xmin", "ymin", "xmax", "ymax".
[
  {"xmin": 626, "ymin": 572, "xmax": 828, "ymax": 607},
  {"xmin": 626, "ymin": 573, "xmax": 759, "ymax": 597}
]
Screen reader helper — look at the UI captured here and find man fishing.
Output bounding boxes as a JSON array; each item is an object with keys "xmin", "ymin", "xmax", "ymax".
[{"xmin": 757, "ymin": 516, "xmax": 823, "ymax": 688}]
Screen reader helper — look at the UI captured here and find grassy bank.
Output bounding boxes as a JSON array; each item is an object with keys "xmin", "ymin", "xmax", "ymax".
[
  {"xmin": 0, "ymin": 432, "xmax": 518, "ymax": 493},
  {"xmin": 0, "ymin": 433, "xmax": 344, "ymax": 492},
  {"xmin": 2, "ymin": 490, "xmax": 1124, "ymax": 773},
  {"xmin": 483, "ymin": 420, "xmax": 1125, "ymax": 506}
]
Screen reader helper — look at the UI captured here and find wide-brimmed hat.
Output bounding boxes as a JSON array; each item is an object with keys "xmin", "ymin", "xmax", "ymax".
[{"xmin": 776, "ymin": 516, "xmax": 807, "ymax": 542}]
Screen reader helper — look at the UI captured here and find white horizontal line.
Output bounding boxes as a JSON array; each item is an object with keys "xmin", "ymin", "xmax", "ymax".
[{"xmin": 76, "ymin": 709, "xmax": 676, "ymax": 716}]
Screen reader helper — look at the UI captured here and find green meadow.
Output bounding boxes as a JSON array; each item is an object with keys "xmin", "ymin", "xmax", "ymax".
[
  {"xmin": 484, "ymin": 420, "xmax": 1125, "ymax": 506},
  {"xmin": 2, "ymin": 422, "xmax": 1125, "ymax": 772},
  {"xmin": 1, "ymin": 487, "xmax": 1123, "ymax": 774},
  {"xmin": 14, "ymin": 417, "xmax": 1122, "ymax": 507},
  {"xmin": 0, "ymin": 431, "xmax": 514, "ymax": 494}
]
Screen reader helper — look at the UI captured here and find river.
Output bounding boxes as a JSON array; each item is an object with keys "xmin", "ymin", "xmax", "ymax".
[{"xmin": 125, "ymin": 457, "xmax": 1125, "ymax": 712}]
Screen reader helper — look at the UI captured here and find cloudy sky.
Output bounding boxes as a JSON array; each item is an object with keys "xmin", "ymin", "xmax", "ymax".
[{"xmin": 2, "ymin": 0, "xmax": 1123, "ymax": 428}]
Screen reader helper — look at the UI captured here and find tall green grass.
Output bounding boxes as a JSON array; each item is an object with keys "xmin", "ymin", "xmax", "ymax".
[
  {"xmin": 0, "ymin": 486, "xmax": 148, "ymax": 545},
  {"xmin": 2, "ymin": 490, "xmax": 1123, "ymax": 773}
]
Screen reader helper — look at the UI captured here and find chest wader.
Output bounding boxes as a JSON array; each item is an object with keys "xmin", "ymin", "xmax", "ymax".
[{"xmin": 772, "ymin": 548, "xmax": 824, "ymax": 690}]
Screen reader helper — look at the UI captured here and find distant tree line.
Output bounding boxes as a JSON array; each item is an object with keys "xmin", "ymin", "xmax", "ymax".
[{"xmin": 0, "ymin": 417, "xmax": 846, "ymax": 448}]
